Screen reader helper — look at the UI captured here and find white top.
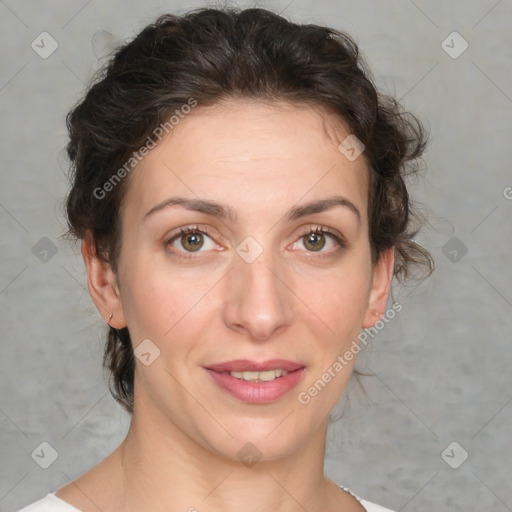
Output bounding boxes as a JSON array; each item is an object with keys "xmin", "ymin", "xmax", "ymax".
[{"xmin": 18, "ymin": 488, "xmax": 394, "ymax": 511}]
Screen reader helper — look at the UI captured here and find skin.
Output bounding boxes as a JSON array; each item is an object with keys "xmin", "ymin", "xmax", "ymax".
[{"xmin": 56, "ymin": 99, "xmax": 394, "ymax": 512}]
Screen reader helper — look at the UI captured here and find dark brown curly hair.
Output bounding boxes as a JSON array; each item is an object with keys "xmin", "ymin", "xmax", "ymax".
[{"xmin": 63, "ymin": 7, "xmax": 434, "ymax": 415}]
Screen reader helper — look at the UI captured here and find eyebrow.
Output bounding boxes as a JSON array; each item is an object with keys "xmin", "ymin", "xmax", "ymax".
[{"xmin": 143, "ymin": 195, "xmax": 361, "ymax": 225}]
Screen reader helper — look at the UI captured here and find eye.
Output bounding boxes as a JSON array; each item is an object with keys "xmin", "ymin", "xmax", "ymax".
[
  {"xmin": 165, "ymin": 224, "xmax": 345, "ymax": 260},
  {"xmin": 166, "ymin": 226, "xmax": 217, "ymax": 255},
  {"xmin": 293, "ymin": 226, "xmax": 345, "ymax": 254}
]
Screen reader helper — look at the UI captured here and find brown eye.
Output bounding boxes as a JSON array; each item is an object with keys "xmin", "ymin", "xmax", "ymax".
[
  {"xmin": 167, "ymin": 227, "xmax": 216, "ymax": 255},
  {"xmin": 294, "ymin": 227, "xmax": 345, "ymax": 256},
  {"xmin": 180, "ymin": 231, "xmax": 204, "ymax": 252},
  {"xmin": 302, "ymin": 231, "xmax": 326, "ymax": 251}
]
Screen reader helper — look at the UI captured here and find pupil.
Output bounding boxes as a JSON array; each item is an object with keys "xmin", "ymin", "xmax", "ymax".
[
  {"xmin": 183, "ymin": 232, "xmax": 203, "ymax": 251},
  {"xmin": 305, "ymin": 232, "xmax": 325, "ymax": 251}
]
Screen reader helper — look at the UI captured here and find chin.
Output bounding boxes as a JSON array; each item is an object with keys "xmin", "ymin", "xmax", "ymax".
[{"xmin": 197, "ymin": 412, "xmax": 318, "ymax": 465}]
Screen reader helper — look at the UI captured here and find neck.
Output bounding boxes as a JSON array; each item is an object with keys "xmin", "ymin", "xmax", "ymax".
[{"xmin": 115, "ymin": 398, "xmax": 334, "ymax": 512}]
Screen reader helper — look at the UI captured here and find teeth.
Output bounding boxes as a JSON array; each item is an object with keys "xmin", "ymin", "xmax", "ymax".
[{"xmin": 229, "ymin": 369, "xmax": 289, "ymax": 382}]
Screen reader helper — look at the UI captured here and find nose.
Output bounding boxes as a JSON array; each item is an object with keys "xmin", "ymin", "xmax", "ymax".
[{"xmin": 222, "ymin": 250, "xmax": 295, "ymax": 341}]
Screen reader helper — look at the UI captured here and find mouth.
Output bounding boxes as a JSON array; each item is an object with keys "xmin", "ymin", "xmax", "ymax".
[
  {"xmin": 204, "ymin": 359, "xmax": 306, "ymax": 403},
  {"xmin": 223, "ymin": 368, "xmax": 290, "ymax": 382}
]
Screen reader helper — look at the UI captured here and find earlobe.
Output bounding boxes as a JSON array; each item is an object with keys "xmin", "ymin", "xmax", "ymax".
[
  {"xmin": 362, "ymin": 247, "xmax": 395, "ymax": 329},
  {"xmin": 81, "ymin": 230, "xmax": 127, "ymax": 328}
]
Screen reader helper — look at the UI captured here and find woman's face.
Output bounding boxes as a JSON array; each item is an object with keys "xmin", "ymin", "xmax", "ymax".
[{"xmin": 100, "ymin": 99, "xmax": 393, "ymax": 461}]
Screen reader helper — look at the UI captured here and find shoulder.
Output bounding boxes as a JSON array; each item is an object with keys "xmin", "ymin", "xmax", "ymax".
[
  {"xmin": 17, "ymin": 493, "xmax": 82, "ymax": 512},
  {"xmin": 340, "ymin": 485, "xmax": 395, "ymax": 512},
  {"xmin": 360, "ymin": 498, "xmax": 395, "ymax": 512},
  {"xmin": 21, "ymin": 487, "xmax": 394, "ymax": 512}
]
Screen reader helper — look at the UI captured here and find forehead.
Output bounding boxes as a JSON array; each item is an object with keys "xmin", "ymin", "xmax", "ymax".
[{"xmin": 121, "ymin": 99, "xmax": 369, "ymax": 223}]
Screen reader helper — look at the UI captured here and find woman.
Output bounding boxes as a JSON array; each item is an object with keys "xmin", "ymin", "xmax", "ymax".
[{"xmin": 19, "ymin": 7, "xmax": 432, "ymax": 512}]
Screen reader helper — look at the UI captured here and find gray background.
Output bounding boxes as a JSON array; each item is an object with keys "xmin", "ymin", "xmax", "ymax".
[{"xmin": 1, "ymin": 0, "xmax": 511, "ymax": 511}]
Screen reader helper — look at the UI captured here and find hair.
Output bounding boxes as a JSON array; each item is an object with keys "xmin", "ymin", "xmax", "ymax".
[{"xmin": 63, "ymin": 7, "xmax": 434, "ymax": 415}]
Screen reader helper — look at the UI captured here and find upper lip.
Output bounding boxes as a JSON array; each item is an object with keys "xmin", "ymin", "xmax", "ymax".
[{"xmin": 205, "ymin": 359, "xmax": 305, "ymax": 373}]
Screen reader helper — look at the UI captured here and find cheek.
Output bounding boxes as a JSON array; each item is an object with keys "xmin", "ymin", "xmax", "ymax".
[
  {"xmin": 119, "ymin": 257, "xmax": 219, "ymax": 344},
  {"xmin": 317, "ymin": 283, "xmax": 369, "ymax": 360},
  {"xmin": 295, "ymin": 258, "xmax": 372, "ymax": 344}
]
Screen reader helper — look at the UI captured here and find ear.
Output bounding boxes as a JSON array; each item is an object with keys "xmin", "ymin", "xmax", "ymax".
[
  {"xmin": 81, "ymin": 229, "xmax": 127, "ymax": 328},
  {"xmin": 362, "ymin": 247, "xmax": 395, "ymax": 328}
]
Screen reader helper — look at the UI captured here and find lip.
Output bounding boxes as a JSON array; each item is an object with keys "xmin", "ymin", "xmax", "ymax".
[
  {"xmin": 204, "ymin": 359, "xmax": 306, "ymax": 404},
  {"xmin": 205, "ymin": 359, "xmax": 305, "ymax": 373}
]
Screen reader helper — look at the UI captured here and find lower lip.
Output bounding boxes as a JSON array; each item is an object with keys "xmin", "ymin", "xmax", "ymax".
[{"xmin": 205, "ymin": 368, "xmax": 305, "ymax": 403}]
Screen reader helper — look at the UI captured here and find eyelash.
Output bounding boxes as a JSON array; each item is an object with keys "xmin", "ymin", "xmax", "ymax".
[
  {"xmin": 165, "ymin": 225, "xmax": 346, "ymax": 260},
  {"xmin": 296, "ymin": 226, "xmax": 346, "ymax": 257}
]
